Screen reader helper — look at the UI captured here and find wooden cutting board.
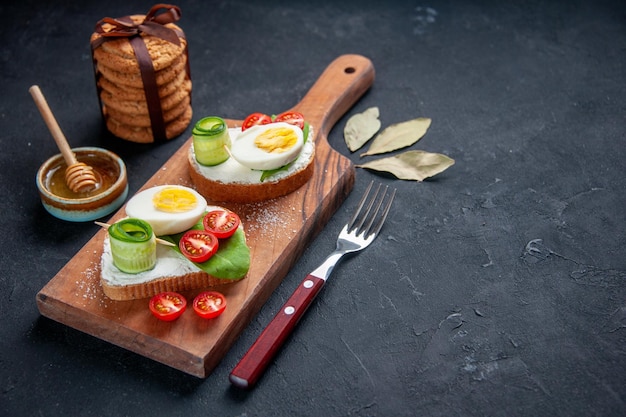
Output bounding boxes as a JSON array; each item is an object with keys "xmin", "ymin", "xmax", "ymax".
[{"xmin": 36, "ymin": 54, "xmax": 375, "ymax": 378}]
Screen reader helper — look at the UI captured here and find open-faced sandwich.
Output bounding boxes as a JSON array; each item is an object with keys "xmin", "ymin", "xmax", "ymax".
[
  {"xmin": 187, "ymin": 111, "xmax": 315, "ymax": 202},
  {"xmin": 99, "ymin": 184, "xmax": 250, "ymax": 301}
]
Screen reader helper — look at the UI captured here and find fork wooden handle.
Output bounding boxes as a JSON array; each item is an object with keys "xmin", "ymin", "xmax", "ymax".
[{"xmin": 229, "ymin": 274, "xmax": 325, "ymax": 389}]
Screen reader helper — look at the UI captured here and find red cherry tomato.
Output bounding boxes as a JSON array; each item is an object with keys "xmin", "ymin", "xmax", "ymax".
[
  {"xmin": 179, "ymin": 230, "xmax": 219, "ymax": 263},
  {"xmin": 203, "ymin": 210, "xmax": 241, "ymax": 239},
  {"xmin": 274, "ymin": 111, "xmax": 305, "ymax": 129},
  {"xmin": 193, "ymin": 291, "xmax": 227, "ymax": 319},
  {"xmin": 149, "ymin": 292, "xmax": 187, "ymax": 321},
  {"xmin": 242, "ymin": 112, "xmax": 272, "ymax": 131}
]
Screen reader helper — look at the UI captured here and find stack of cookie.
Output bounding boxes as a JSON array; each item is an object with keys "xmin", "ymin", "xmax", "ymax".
[{"xmin": 91, "ymin": 13, "xmax": 192, "ymax": 143}]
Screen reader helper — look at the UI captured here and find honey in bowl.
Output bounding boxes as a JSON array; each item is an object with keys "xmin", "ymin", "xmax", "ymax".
[
  {"xmin": 44, "ymin": 151, "xmax": 120, "ymax": 199},
  {"xmin": 37, "ymin": 147, "xmax": 128, "ymax": 222}
]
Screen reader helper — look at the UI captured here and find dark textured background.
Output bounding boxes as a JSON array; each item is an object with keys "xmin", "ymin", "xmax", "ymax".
[{"xmin": 1, "ymin": 1, "xmax": 625, "ymax": 416}]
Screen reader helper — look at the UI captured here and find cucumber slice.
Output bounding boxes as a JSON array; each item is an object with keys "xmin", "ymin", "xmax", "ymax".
[
  {"xmin": 108, "ymin": 218, "xmax": 156, "ymax": 274},
  {"xmin": 193, "ymin": 116, "xmax": 231, "ymax": 166}
]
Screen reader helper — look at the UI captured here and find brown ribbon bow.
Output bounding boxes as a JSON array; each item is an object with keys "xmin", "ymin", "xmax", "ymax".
[
  {"xmin": 92, "ymin": 4, "xmax": 182, "ymax": 49},
  {"xmin": 91, "ymin": 4, "xmax": 187, "ymax": 142}
]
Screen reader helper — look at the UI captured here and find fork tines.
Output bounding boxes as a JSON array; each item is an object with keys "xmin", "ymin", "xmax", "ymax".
[{"xmin": 347, "ymin": 181, "xmax": 396, "ymax": 238}]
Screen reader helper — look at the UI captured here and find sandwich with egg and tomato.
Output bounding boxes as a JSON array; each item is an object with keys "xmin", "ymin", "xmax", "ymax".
[
  {"xmin": 187, "ymin": 111, "xmax": 315, "ymax": 203},
  {"xmin": 99, "ymin": 184, "xmax": 250, "ymax": 301}
]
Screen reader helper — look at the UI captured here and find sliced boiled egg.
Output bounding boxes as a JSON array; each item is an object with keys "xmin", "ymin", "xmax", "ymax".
[
  {"xmin": 230, "ymin": 122, "xmax": 304, "ymax": 171},
  {"xmin": 125, "ymin": 185, "xmax": 207, "ymax": 236}
]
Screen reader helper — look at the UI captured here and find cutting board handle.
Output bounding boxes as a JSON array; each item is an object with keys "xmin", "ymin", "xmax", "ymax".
[{"xmin": 290, "ymin": 54, "xmax": 374, "ymax": 142}]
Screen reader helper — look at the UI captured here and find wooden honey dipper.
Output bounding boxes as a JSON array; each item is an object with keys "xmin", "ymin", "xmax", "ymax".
[{"xmin": 29, "ymin": 85, "xmax": 98, "ymax": 194}]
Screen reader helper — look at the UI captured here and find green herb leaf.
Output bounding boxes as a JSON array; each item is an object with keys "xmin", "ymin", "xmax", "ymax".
[
  {"xmin": 344, "ymin": 107, "xmax": 381, "ymax": 152},
  {"xmin": 360, "ymin": 117, "xmax": 431, "ymax": 157},
  {"xmin": 162, "ymin": 219, "xmax": 250, "ymax": 279},
  {"xmin": 357, "ymin": 150, "xmax": 454, "ymax": 181},
  {"xmin": 260, "ymin": 165, "xmax": 288, "ymax": 182}
]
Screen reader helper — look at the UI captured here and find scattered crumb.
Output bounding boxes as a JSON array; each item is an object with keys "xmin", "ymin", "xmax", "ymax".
[
  {"xmin": 72, "ymin": 260, "xmax": 109, "ymax": 309},
  {"xmin": 242, "ymin": 201, "xmax": 299, "ymax": 236}
]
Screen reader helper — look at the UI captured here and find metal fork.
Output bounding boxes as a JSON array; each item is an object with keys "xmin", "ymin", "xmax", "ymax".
[{"xmin": 229, "ymin": 181, "xmax": 396, "ymax": 389}]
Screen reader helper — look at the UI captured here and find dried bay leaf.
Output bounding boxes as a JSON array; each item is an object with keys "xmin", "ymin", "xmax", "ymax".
[
  {"xmin": 357, "ymin": 150, "xmax": 454, "ymax": 181},
  {"xmin": 360, "ymin": 117, "xmax": 432, "ymax": 157},
  {"xmin": 343, "ymin": 107, "xmax": 381, "ymax": 152}
]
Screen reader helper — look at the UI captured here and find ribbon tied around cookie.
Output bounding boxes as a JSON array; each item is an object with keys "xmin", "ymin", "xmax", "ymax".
[{"xmin": 91, "ymin": 4, "xmax": 187, "ymax": 142}]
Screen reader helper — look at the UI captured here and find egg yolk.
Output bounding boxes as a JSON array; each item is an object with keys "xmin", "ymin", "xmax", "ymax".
[
  {"xmin": 152, "ymin": 187, "xmax": 198, "ymax": 213},
  {"xmin": 254, "ymin": 127, "xmax": 298, "ymax": 153}
]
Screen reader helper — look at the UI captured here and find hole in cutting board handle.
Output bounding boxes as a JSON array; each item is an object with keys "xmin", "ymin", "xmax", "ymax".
[{"xmin": 344, "ymin": 66, "xmax": 356, "ymax": 74}]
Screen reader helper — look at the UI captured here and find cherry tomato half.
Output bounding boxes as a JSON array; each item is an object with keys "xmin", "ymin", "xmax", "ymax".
[
  {"xmin": 274, "ymin": 111, "xmax": 305, "ymax": 129},
  {"xmin": 179, "ymin": 230, "xmax": 219, "ymax": 263},
  {"xmin": 193, "ymin": 291, "xmax": 227, "ymax": 319},
  {"xmin": 242, "ymin": 112, "xmax": 272, "ymax": 131},
  {"xmin": 203, "ymin": 210, "xmax": 241, "ymax": 239},
  {"xmin": 149, "ymin": 292, "xmax": 187, "ymax": 321}
]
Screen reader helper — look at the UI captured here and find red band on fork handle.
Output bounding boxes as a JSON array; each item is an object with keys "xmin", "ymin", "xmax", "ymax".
[{"xmin": 229, "ymin": 274, "xmax": 325, "ymax": 389}]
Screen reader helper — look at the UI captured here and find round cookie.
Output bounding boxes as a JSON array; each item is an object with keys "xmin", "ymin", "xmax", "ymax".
[
  {"xmin": 100, "ymin": 78, "xmax": 191, "ymax": 115},
  {"xmin": 106, "ymin": 104, "xmax": 192, "ymax": 143},
  {"xmin": 96, "ymin": 55, "xmax": 186, "ymax": 88},
  {"xmin": 91, "ymin": 15, "xmax": 187, "ymax": 73},
  {"xmin": 92, "ymin": 11, "xmax": 192, "ymax": 143},
  {"xmin": 103, "ymin": 95, "xmax": 191, "ymax": 128},
  {"xmin": 98, "ymin": 68, "xmax": 187, "ymax": 101}
]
